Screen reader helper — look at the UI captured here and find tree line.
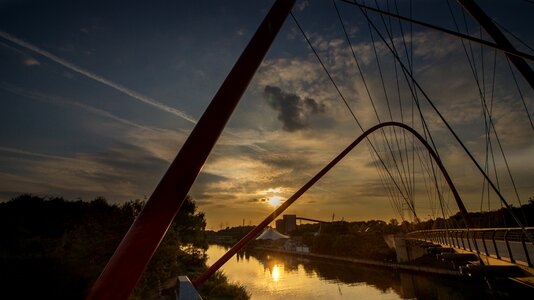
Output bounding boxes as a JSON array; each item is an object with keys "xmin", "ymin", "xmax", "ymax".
[
  {"xmin": 0, "ymin": 194, "xmax": 248, "ymax": 299},
  {"xmin": 207, "ymin": 199, "xmax": 534, "ymax": 262}
]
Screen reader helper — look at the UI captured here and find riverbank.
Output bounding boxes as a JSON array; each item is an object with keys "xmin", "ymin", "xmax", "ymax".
[
  {"xmin": 0, "ymin": 195, "xmax": 248, "ymax": 299},
  {"xmin": 254, "ymin": 247, "xmax": 462, "ymax": 277},
  {"xmin": 208, "ymin": 244, "xmax": 532, "ymax": 299}
]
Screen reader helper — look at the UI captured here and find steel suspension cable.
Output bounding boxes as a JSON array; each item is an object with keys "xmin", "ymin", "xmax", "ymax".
[
  {"xmin": 506, "ymin": 57, "xmax": 534, "ymax": 130},
  {"xmin": 358, "ymin": 2, "xmax": 447, "ymax": 219},
  {"xmin": 339, "ymin": 0, "xmax": 534, "ymax": 62},
  {"xmin": 460, "ymin": 7, "xmax": 526, "ymax": 218},
  {"xmin": 446, "ymin": 1, "xmax": 527, "ymax": 221},
  {"xmin": 446, "ymin": 0, "xmax": 493, "ymax": 215},
  {"xmin": 408, "ymin": 0, "xmax": 417, "ymax": 211},
  {"xmin": 488, "ymin": 50, "xmax": 502, "ymax": 197},
  {"xmin": 193, "ymin": 122, "xmax": 472, "ymax": 286},
  {"xmin": 290, "ymin": 12, "xmax": 417, "ymax": 213},
  {"xmin": 371, "ymin": 147, "xmax": 406, "ymax": 218},
  {"xmin": 333, "ymin": 0, "xmax": 429, "ymax": 210},
  {"xmin": 354, "ymin": 3, "xmax": 533, "ymax": 242},
  {"xmin": 390, "ymin": 0, "xmax": 416, "ymax": 203},
  {"xmin": 369, "ymin": 28, "xmax": 416, "ymax": 199},
  {"xmin": 375, "ymin": 0, "xmax": 448, "ymax": 219},
  {"xmin": 356, "ymin": 5, "xmax": 441, "ymax": 159},
  {"xmin": 372, "ymin": 0, "xmax": 415, "ymax": 203},
  {"xmin": 331, "ymin": 0, "xmax": 399, "ymax": 208},
  {"xmin": 493, "ymin": 19, "xmax": 534, "ymax": 53},
  {"xmin": 482, "ymin": 50, "xmax": 499, "ymax": 213},
  {"xmin": 337, "ymin": 2, "xmax": 417, "ymax": 217},
  {"xmin": 87, "ymin": 0, "xmax": 297, "ymax": 297},
  {"xmin": 374, "ymin": 0, "xmax": 419, "ymax": 205}
]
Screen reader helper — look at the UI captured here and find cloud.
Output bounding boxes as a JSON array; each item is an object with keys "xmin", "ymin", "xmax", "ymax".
[
  {"xmin": 255, "ymin": 197, "xmax": 268, "ymax": 203},
  {"xmin": 0, "ymin": 146, "xmax": 84, "ymax": 163},
  {"xmin": 263, "ymin": 85, "xmax": 326, "ymax": 131},
  {"xmin": 0, "ymin": 140, "xmax": 234, "ymax": 203},
  {"xmin": 0, "ymin": 30, "xmax": 197, "ymax": 124},
  {"xmin": 3, "ymin": 142, "xmax": 163, "ymax": 201},
  {"xmin": 295, "ymin": 0, "xmax": 309, "ymax": 11},
  {"xmin": 0, "ymin": 82, "xmax": 158, "ymax": 132},
  {"xmin": 2, "ymin": 7, "xmax": 532, "ymax": 229}
]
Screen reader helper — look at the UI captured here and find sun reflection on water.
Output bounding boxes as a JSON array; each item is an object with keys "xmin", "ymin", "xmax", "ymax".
[{"xmin": 272, "ymin": 264, "xmax": 280, "ymax": 282}]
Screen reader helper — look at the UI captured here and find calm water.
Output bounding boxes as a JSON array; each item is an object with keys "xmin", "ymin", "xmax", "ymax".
[{"xmin": 206, "ymin": 244, "xmax": 526, "ymax": 299}]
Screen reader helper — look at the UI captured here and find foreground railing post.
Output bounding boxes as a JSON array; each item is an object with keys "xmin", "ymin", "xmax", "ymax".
[
  {"xmin": 466, "ymin": 231, "xmax": 473, "ymax": 251},
  {"xmin": 521, "ymin": 231, "xmax": 533, "ymax": 267},
  {"xmin": 504, "ymin": 230, "xmax": 515, "ymax": 263},
  {"xmin": 86, "ymin": 1, "xmax": 295, "ymax": 299},
  {"xmin": 482, "ymin": 230, "xmax": 489, "ymax": 256},
  {"xmin": 492, "ymin": 230, "xmax": 500, "ymax": 259},
  {"xmin": 472, "ymin": 231, "xmax": 480, "ymax": 254}
]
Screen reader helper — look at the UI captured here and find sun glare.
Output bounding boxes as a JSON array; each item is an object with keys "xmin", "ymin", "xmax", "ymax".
[
  {"xmin": 272, "ymin": 264, "xmax": 280, "ymax": 282},
  {"xmin": 268, "ymin": 196, "xmax": 282, "ymax": 207}
]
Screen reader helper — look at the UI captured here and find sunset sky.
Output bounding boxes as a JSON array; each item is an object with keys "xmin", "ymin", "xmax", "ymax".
[{"xmin": 1, "ymin": 0, "xmax": 533, "ymax": 229}]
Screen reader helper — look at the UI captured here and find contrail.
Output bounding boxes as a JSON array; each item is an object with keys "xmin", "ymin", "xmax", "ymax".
[
  {"xmin": 0, "ymin": 146, "xmax": 85, "ymax": 163},
  {"xmin": 0, "ymin": 30, "xmax": 197, "ymax": 124},
  {"xmin": 1, "ymin": 81, "xmax": 268, "ymax": 153},
  {"xmin": 0, "ymin": 30, "xmax": 267, "ymax": 153},
  {"xmin": 0, "ymin": 82, "xmax": 158, "ymax": 132}
]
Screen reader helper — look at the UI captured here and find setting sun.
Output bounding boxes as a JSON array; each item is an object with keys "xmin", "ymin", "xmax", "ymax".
[{"xmin": 268, "ymin": 196, "xmax": 283, "ymax": 207}]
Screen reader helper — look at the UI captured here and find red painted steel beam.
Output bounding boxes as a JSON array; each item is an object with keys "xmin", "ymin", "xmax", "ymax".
[
  {"xmin": 86, "ymin": 1, "xmax": 295, "ymax": 299},
  {"xmin": 457, "ymin": 0, "xmax": 534, "ymax": 89},
  {"xmin": 193, "ymin": 121, "xmax": 472, "ymax": 287}
]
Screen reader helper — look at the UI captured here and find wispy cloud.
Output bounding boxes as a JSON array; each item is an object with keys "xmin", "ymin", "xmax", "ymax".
[
  {"xmin": 0, "ymin": 30, "xmax": 197, "ymax": 124},
  {"xmin": 0, "ymin": 82, "xmax": 158, "ymax": 132},
  {"xmin": 0, "ymin": 145, "xmax": 160, "ymax": 201},
  {"xmin": 0, "ymin": 146, "xmax": 83, "ymax": 163},
  {"xmin": 0, "ymin": 31, "xmax": 270, "ymax": 154}
]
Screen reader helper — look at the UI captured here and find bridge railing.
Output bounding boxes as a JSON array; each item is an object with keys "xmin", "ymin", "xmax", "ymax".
[{"xmin": 407, "ymin": 228, "xmax": 534, "ymax": 267}]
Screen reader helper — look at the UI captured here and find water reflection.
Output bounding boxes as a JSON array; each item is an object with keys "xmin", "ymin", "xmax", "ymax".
[
  {"xmin": 270, "ymin": 264, "xmax": 279, "ymax": 282},
  {"xmin": 207, "ymin": 245, "xmax": 524, "ymax": 299}
]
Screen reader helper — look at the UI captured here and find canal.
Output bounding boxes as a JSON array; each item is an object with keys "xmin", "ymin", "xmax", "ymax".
[{"xmin": 206, "ymin": 244, "xmax": 528, "ymax": 299}]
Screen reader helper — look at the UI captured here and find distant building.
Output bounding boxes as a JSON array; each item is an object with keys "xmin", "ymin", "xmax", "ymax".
[
  {"xmin": 283, "ymin": 215, "xmax": 296, "ymax": 233},
  {"xmin": 276, "ymin": 214, "xmax": 297, "ymax": 234},
  {"xmin": 275, "ymin": 219, "xmax": 285, "ymax": 234}
]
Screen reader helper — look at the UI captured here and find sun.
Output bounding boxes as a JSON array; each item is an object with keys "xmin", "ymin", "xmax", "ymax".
[{"xmin": 267, "ymin": 196, "xmax": 283, "ymax": 207}]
